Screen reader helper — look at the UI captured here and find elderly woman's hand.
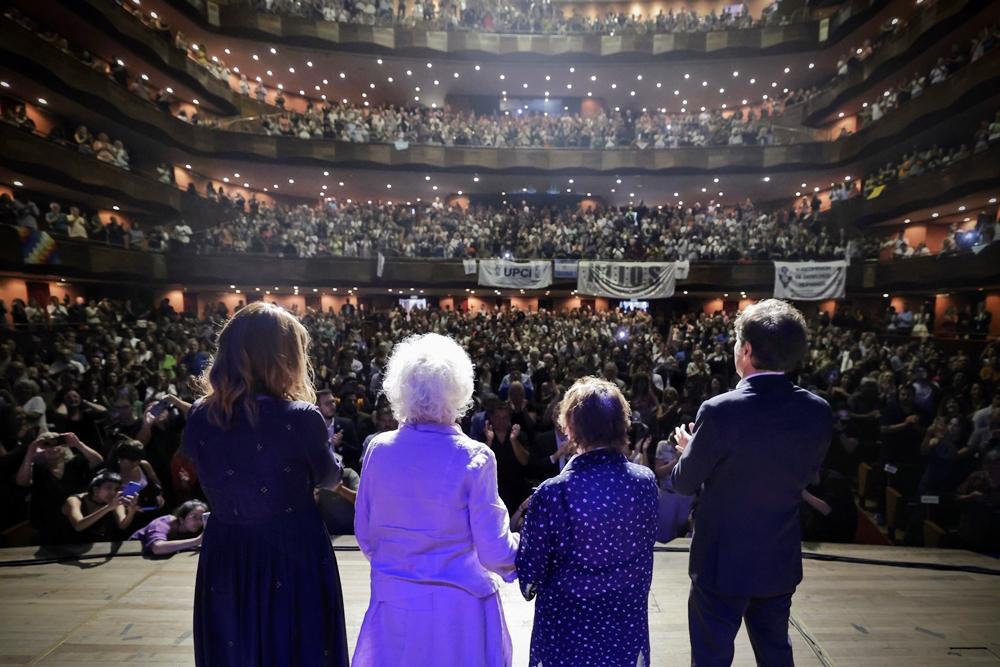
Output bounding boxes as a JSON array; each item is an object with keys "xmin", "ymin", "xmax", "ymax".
[{"xmin": 510, "ymin": 493, "xmax": 533, "ymax": 532}]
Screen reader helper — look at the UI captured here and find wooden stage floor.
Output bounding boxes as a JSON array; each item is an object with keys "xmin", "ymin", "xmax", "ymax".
[{"xmin": 0, "ymin": 537, "xmax": 998, "ymax": 666}]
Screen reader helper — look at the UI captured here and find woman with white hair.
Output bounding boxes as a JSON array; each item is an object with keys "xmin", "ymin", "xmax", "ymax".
[{"xmin": 353, "ymin": 333, "xmax": 519, "ymax": 667}]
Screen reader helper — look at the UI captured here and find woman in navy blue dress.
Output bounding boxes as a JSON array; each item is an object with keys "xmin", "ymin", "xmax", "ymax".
[
  {"xmin": 184, "ymin": 302, "xmax": 349, "ymax": 666},
  {"xmin": 516, "ymin": 376, "xmax": 658, "ymax": 667}
]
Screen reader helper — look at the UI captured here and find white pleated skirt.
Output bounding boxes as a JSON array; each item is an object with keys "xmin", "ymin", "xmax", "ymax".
[{"xmin": 352, "ymin": 583, "xmax": 512, "ymax": 667}]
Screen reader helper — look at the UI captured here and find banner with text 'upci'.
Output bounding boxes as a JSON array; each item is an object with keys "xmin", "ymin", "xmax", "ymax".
[{"xmin": 478, "ymin": 259, "xmax": 553, "ymax": 289}]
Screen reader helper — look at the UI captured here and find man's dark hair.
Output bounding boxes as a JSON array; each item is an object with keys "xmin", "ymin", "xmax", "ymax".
[
  {"xmin": 316, "ymin": 389, "xmax": 334, "ymax": 401},
  {"xmin": 734, "ymin": 299, "xmax": 808, "ymax": 372}
]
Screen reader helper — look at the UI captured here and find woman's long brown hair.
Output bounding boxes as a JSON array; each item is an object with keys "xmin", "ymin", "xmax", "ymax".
[{"xmin": 198, "ymin": 302, "xmax": 315, "ymax": 428}]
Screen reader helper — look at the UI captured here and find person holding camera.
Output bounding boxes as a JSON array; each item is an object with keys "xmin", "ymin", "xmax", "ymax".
[
  {"xmin": 516, "ymin": 376, "xmax": 658, "ymax": 667},
  {"xmin": 15, "ymin": 431, "xmax": 104, "ymax": 544},
  {"xmin": 62, "ymin": 469, "xmax": 140, "ymax": 542},
  {"xmin": 111, "ymin": 439, "xmax": 166, "ymax": 519}
]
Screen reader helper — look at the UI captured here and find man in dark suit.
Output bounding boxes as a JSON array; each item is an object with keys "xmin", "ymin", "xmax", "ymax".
[{"xmin": 671, "ymin": 299, "xmax": 832, "ymax": 666}]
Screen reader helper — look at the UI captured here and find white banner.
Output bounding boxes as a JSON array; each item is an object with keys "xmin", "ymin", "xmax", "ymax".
[
  {"xmin": 478, "ymin": 259, "xmax": 553, "ymax": 289},
  {"xmin": 463, "ymin": 259, "xmax": 477, "ymax": 275},
  {"xmin": 376, "ymin": 252, "xmax": 386, "ymax": 278},
  {"xmin": 675, "ymin": 260, "xmax": 690, "ymax": 280},
  {"xmin": 577, "ymin": 262, "xmax": 677, "ymax": 299},
  {"xmin": 553, "ymin": 259, "xmax": 579, "ymax": 279},
  {"xmin": 773, "ymin": 261, "xmax": 847, "ymax": 301}
]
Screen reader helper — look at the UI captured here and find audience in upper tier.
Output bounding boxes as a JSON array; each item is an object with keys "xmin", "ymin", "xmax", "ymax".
[
  {"xmin": 862, "ymin": 112, "xmax": 1000, "ymax": 201},
  {"xmin": 242, "ymin": 103, "xmax": 782, "ymax": 149},
  {"xmin": 2, "ymin": 192, "xmax": 892, "ymax": 262},
  {"xmin": 855, "ymin": 21, "xmax": 1000, "ymax": 131},
  {"xmin": 0, "ymin": 298, "xmax": 997, "ymax": 553},
  {"xmin": 226, "ymin": 0, "xmax": 784, "ymax": 35}
]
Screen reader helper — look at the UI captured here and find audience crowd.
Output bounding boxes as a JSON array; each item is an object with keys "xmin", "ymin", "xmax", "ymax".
[
  {"xmin": 235, "ymin": 0, "xmax": 784, "ymax": 34},
  {"xmin": 862, "ymin": 110, "xmax": 1000, "ymax": 200},
  {"xmin": 856, "ymin": 21, "xmax": 1000, "ymax": 131},
  {"xmin": 243, "ymin": 102, "xmax": 782, "ymax": 149},
  {"xmin": 0, "ymin": 296, "xmax": 996, "ymax": 553}
]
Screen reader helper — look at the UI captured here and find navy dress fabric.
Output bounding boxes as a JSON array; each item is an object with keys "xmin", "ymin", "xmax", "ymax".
[
  {"xmin": 516, "ymin": 448, "xmax": 658, "ymax": 667},
  {"xmin": 184, "ymin": 396, "xmax": 349, "ymax": 667}
]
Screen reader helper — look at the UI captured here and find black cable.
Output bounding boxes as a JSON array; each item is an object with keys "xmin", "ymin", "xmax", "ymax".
[{"xmin": 1, "ymin": 544, "xmax": 998, "ymax": 575}]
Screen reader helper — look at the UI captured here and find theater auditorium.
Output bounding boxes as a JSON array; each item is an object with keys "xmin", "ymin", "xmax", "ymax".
[{"xmin": 0, "ymin": 0, "xmax": 999, "ymax": 664}]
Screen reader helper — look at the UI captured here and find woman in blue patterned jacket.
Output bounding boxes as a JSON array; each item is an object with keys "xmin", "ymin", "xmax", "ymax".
[{"xmin": 516, "ymin": 376, "xmax": 658, "ymax": 667}]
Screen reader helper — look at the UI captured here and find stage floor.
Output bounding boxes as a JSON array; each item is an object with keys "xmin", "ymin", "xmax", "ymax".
[{"xmin": 0, "ymin": 538, "xmax": 998, "ymax": 666}]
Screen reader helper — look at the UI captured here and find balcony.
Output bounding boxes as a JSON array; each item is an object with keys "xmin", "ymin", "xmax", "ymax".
[
  {"xmin": 801, "ymin": 0, "xmax": 993, "ymax": 123},
  {"xmin": 3, "ymin": 224, "xmax": 998, "ymax": 294},
  {"xmin": 0, "ymin": 123, "xmax": 183, "ymax": 213},
  {"xmin": 825, "ymin": 145, "xmax": 1000, "ymax": 229},
  {"xmin": 159, "ymin": 0, "xmax": 885, "ymax": 61}
]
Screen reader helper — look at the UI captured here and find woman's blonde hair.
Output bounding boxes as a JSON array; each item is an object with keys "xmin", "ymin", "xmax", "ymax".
[
  {"xmin": 557, "ymin": 376, "xmax": 632, "ymax": 452},
  {"xmin": 198, "ymin": 302, "xmax": 315, "ymax": 428},
  {"xmin": 382, "ymin": 333, "xmax": 474, "ymax": 425}
]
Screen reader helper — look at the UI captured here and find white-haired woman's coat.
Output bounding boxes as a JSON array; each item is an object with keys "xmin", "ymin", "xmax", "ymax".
[{"xmin": 353, "ymin": 422, "xmax": 519, "ymax": 667}]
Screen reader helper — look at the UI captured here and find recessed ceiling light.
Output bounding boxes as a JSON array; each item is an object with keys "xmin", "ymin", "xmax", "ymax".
[
  {"xmin": 13, "ymin": 180, "xmax": 23, "ymax": 187},
  {"xmin": 37, "ymin": 98, "xmax": 47, "ymax": 105}
]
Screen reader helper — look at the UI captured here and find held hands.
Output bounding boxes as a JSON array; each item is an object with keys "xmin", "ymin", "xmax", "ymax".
[
  {"xmin": 673, "ymin": 422, "xmax": 695, "ymax": 455},
  {"xmin": 62, "ymin": 432, "xmax": 82, "ymax": 450},
  {"xmin": 511, "ymin": 424, "xmax": 522, "ymax": 442},
  {"xmin": 485, "ymin": 420, "xmax": 495, "ymax": 446}
]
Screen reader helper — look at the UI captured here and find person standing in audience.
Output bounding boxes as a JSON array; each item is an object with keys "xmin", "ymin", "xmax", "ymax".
[
  {"xmin": 516, "ymin": 376, "xmax": 658, "ymax": 667},
  {"xmin": 354, "ymin": 333, "xmax": 518, "ymax": 667},
  {"xmin": 183, "ymin": 303, "xmax": 349, "ymax": 667},
  {"xmin": 482, "ymin": 397, "xmax": 533, "ymax": 515},
  {"xmin": 672, "ymin": 300, "xmax": 832, "ymax": 667}
]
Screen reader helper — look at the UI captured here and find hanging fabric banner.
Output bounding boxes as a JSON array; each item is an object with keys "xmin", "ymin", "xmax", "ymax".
[
  {"xmin": 576, "ymin": 262, "xmax": 676, "ymax": 299},
  {"xmin": 18, "ymin": 228, "xmax": 59, "ymax": 265},
  {"xmin": 463, "ymin": 259, "xmax": 478, "ymax": 275},
  {"xmin": 773, "ymin": 261, "xmax": 847, "ymax": 300},
  {"xmin": 478, "ymin": 259, "xmax": 552, "ymax": 289},
  {"xmin": 553, "ymin": 259, "xmax": 579, "ymax": 279}
]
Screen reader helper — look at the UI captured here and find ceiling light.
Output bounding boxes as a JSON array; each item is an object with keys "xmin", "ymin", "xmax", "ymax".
[
  {"xmin": 37, "ymin": 98, "xmax": 47, "ymax": 105},
  {"xmin": 0, "ymin": 81, "xmax": 8, "ymax": 88},
  {"xmin": 270, "ymin": 47, "xmax": 277, "ymax": 54},
  {"xmin": 13, "ymin": 180, "xmax": 23, "ymax": 187}
]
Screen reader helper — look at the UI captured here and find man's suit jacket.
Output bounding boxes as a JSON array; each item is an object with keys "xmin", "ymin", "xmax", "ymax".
[{"xmin": 671, "ymin": 373, "xmax": 832, "ymax": 597}]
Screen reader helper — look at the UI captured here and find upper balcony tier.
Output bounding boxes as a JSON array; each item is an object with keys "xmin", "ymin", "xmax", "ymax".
[
  {"xmin": 5, "ymin": 11, "xmax": 999, "ymax": 186},
  {"xmin": 153, "ymin": 0, "xmax": 885, "ymax": 61}
]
